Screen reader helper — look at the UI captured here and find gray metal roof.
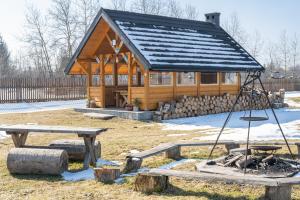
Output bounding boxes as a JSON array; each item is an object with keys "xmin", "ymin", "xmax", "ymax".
[{"xmin": 65, "ymin": 9, "xmax": 264, "ymax": 74}]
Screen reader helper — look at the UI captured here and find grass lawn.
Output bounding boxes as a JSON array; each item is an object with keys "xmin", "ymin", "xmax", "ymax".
[
  {"xmin": 0, "ymin": 109, "xmax": 299, "ymax": 200},
  {"xmin": 291, "ymin": 97, "xmax": 300, "ymax": 103}
]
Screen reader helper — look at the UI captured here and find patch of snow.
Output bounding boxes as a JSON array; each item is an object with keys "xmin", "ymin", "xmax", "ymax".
[
  {"xmin": 130, "ymin": 150, "xmax": 140, "ymax": 154},
  {"xmin": 162, "ymin": 108, "xmax": 300, "ymax": 141},
  {"xmin": 120, "ymin": 168, "xmax": 150, "ymax": 177},
  {"xmin": 0, "ymin": 100, "xmax": 86, "ymax": 114},
  {"xmin": 158, "ymin": 159, "xmax": 199, "ymax": 170},
  {"xmin": 0, "ymin": 131, "xmax": 6, "ymax": 139},
  {"xmin": 285, "ymin": 91, "xmax": 300, "ymax": 108},
  {"xmin": 96, "ymin": 159, "xmax": 122, "ymax": 167},
  {"xmin": 62, "ymin": 168, "xmax": 94, "ymax": 182}
]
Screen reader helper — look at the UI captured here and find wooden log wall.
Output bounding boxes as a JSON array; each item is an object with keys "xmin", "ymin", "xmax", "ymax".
[{"xmin": 0, "ymin": 77, "xmax": 86, "ymax": 104}]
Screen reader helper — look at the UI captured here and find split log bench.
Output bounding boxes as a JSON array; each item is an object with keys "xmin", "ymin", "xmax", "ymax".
[
  {"xmin": 0, "ymin": 125, "xmax": 107, "ymax": 170},
  {"xmin": 49, "ymin": 139, "xmax": 101, "ymax": 161},
  {"xmin": 135, "ymin": 168, "xmax": 300, "ymax": 200},
  {"xmin": 7, "ymin": 148, "xmax": 68, "ymax": 175},
  {"xmin": 124, "ymin": 140, "xmax": 300, "ymax": 173}
]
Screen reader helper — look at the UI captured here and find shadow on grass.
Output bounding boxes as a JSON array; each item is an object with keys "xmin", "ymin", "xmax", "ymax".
[
  {"xmin": 11, "ymin": 173, "xmax": 62, "ymax": 182},
  {"xmin": 156, "ymin": 184, "xmax": 259, "ymax": 200}
]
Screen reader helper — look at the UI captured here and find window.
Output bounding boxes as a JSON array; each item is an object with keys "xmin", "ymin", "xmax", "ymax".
[
  {"xmin": 177, "ymin": 72, "xmax": 196, "ymax": 85},
  {"xmin": 118, "ymin": 75, "xmax": 128, "ymax": 85},
  {"xmin": 221, "ymin": 73, "xmax": 238, "ymax": 84},
  {"xmin": 92, "ymin": 75, "xmax": 100, "ymax": 86},
  {"xmin": 201, "ymin": 72, "xmax": 218, "ymax": 84},
  {"xmin": 150, "ymin": 72, "xmax": 172, "ymax": 86},
  {"xmin": 105, "ymin": 75, "xmax": 113, "ymax": 86}
]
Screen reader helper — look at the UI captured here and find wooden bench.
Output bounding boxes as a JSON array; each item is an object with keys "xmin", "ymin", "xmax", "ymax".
[
  {"xmin": 124, "ymin": 140, "xmax": 300, "ymax": 173},
  {"xmin": 135, "ymin": 169, "xmax": 300, "ymax": 200},
  {"xmin": 0, "ymin": 124, "xmax": 107, "ymax": 169}
]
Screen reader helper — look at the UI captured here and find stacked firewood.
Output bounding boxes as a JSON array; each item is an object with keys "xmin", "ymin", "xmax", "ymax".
[{"xmin": 154, "ymin": 88, "xmax": 286, "ymax": 120}]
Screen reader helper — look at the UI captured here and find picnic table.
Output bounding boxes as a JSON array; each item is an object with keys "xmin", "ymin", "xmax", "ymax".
[{"xmin": 0, "ymin": 124, "xmax": 107, "ymax": 169}]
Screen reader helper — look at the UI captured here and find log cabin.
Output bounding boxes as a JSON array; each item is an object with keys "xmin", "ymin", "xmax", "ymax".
[{"xmin": 65, "ymin": 8, "xmax": 264, "ymax": 111}]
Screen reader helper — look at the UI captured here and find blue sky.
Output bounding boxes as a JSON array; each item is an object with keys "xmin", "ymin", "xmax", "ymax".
[{"xmin": 0, "ymin": 0, "xmax": 299, "ymax": 60}]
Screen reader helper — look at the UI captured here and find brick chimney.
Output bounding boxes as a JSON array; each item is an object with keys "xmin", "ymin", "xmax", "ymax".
[{"xmin": 205, "ymin": 13, "xmax": 221, "ymax": 27}]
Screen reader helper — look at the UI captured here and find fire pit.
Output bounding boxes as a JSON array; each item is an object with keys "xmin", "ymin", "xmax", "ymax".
[{"xmin": 198, "ymin": 146, "xmax": 300, "ymax": 178}]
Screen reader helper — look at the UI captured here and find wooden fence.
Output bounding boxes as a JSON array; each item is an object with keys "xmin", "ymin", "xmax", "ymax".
[
  {"xmin": 257, "ymin": 79, "xmax": 300, "ymax": 92},
  {"xmin": 0, "ymin": 77, "xmax": 86, "ymax": 103}
]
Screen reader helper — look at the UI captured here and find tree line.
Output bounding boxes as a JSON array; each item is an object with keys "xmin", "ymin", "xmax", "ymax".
[{"xmin": 0, "ymin": 0, "xmax": 299, "ymax": 79}]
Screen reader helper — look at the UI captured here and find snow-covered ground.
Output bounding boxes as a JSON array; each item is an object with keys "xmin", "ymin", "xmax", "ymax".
[
  {"xmin": 0, "ymin": 100, "xmax": 86, "ymax": 114},
  {"xmin": 0, "ymin": 100, "xmax": 86, "ymax": 140},
  {"xmin": 163, "ymin": 91, "xmax": 300, "ymax": 141}
]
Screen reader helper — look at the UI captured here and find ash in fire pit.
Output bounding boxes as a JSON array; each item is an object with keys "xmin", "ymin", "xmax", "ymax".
[{"xmin": 199, "ymin": 147, "xmax": 300, "ymax": 178}]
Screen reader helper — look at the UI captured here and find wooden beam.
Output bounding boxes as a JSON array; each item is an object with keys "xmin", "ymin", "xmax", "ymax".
[
  {"xmin": 86, "ymin": 62, "xmax": 92, "ymax": 100},
  {"xmin": 77, "ymin": 58, "xmax": 97, "ymax": 63},
  {"xmin": 196, "ymin": 72, "xmax": 201, "ymax": 96},
  {"xmin": 113, "ymin": 54, "xmax": 118, "ymax": 86},
  {"xmin": 128, "ymin": 53, "xmax": 133, "ymax": 104},
  {"xmin": 77, "ymin": 61, "xmax": 89, "ymax": 75},
  {"xmin": 144, "ymin": 70, "xmax": 150, "ymax": 111},
  {"xmin": 100, "ymin": 55, "xmax": 106, "ymax": 108},
  {"xmin": 173, "ymin": 72, "xmax": 176, "ymax": 98}
]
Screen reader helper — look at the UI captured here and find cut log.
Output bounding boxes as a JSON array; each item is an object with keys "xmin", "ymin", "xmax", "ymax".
[
  {"xmin": 235, "ymin": 156, "xmax": 254, "ymax": 169},
  {"xmin": 7, "ymin": 148, "xmax": 68, "ymax": 175},
  {"xmin": 94, "ymin": 167, "xmax": 120, "ymax": 183},
  {"xmin": 49, "ymin": 139, "xmax": 101, "ymax": 161},
  {"xmin": 122, "ymin": 157, "xmax": 143, "ymax": 173},
  {"xmin": 262, "ymin": 155, "xmax": 274, "ymax": 163},
  {"xmin": 224, "ymin": 154, "xmax": 243, "ymax": 167},
  {"xmin": 265, "ymin": 186, "xmax": 291, "ymax": 200},
  {"xmin": 134, "ymin": 173, "xmax": 168, "ymax": 193},
  {"xmin": 165, "ymin": 146, "xmax": 181, "ymax": 160}
]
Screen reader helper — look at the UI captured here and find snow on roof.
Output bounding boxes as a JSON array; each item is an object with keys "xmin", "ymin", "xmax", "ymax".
[{"xmin": 65, "ymin": 9, "xmax": 264, "ymax": 74}]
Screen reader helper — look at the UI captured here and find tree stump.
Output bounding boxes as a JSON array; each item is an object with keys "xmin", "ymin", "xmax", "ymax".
[
  {"xmin": 296, "ymin": 143, "xmax": 300, "ymax": 157},
  {"xmin": 134, "ymin": 174, "xmax": 168, "ymax": 193},
  {"xmin": 7, "ymin": 148, "xmax": 68, "ymax": 175},
  {"xmin": 49, "ymin": 139, "xmax": 101, "ymax": 161},
  {"xmin": 94, "ymin": 167, "xmax": 120, "ymax": 183},
  {"xmin": 265, "ymin": 186, "xmax": 292, "ymax": 200},
  {"xmin": 225, "ymin": 143, "xmax": 240, "ymax": 153},
  {"xmin": 165, "ymin": 146, "xmax": 181, "ymax": 160},
  {"xmin": 122, "ymin": 157, "xmax": 143, "ymax": 173}
]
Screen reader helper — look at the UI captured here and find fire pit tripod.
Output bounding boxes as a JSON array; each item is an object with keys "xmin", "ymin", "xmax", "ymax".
[{"xmin": 207, "ymin": 71, "xmax": 294, "ymax": 174}]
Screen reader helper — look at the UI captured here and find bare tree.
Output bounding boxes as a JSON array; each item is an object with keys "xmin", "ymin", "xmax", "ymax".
[
  {"xmin": 222, "ymin": 12, "xmax": 248, "ymax": 46},
  {"xmin": 23, "ymin": 5, "xmax": 53, "ymax": 77},
  {"xmin": 279, "ymin": 30, "xmax": 290, "ymax": 75},
  {"xmin": 184, "ymin": 3, "xmax": 199, "ymax": 20},
  {"xmin": 0, "ymin": 34, "xmax": 12, "ymax": 77},
  {"xmin": 266, "ymin": 42, "xmax": 281, "ymax": 73},
  {"xmin": 49, "ymin": 0, "xmax": 79, "ymax": 59},
  {"xmin": 290, "ymin": 33, "xmax": 299, "ymax": 76},
  {"xmin": 75, "ymin": 0, "xmax": 101, "ymax": 35},
  {"xmin": 248, "ymin": 30, "xmax": 264, "ymax": 60},
  {"xmin": 130, "ymin": 0, "xmax": 165, "ymax": 15},
  {"xmin": 166, "ymin": 0, "xmax": 182, "ymax": 18},
  {"xmin": 111, "ymin": 0, "xmax": 128, "ymax": 11}
]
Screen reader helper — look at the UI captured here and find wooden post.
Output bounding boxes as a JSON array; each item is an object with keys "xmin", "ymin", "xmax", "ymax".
[
  {"xmin": 122, "ymin": 157, "xmax": 143, "ymax": 173},
  {"xmin": 196, "ymin": 72, "xmax": 201, "ymax": 96},
  {"xmin": 218, "ymin": 72, "xmax": 221, "ymax": 96},
  {"xmin": 100, "ymin": 55, "xmax": 106, "ymax": 108},
  {"xmin": 165, "ymin": 146, "xmax": 181, "ymax": 160},
  {"xmin": 144, "ymin": 70, "xmax": 150, "ymax": 111},
  {"xmin": 172, "ymin": 72, "xmax": 176, "ymax": 99},
  {"xmin": 128, "ymin": 53, "xmax": 133, "ymax": 104},
  {"xmin": 87, "ymin": 62, "xmax": 92, "ymax": 99},
  {"xmin": 113, "ymin": 55, "xmax": 118, "ymax": 87},
  {"xmin": 237, "ymin": 72, "xmax": 241, "ymax": 91},
  {"xmin": 296, "ymin": 143, "xmax": 300, "ymax": 157},
  {"xmin": 134, "ymin": 173, "xmax": 168, "ymax": 193},
  {"xmin": 265, "ymin": 186, "xmax": 292, "ymax": 200}
]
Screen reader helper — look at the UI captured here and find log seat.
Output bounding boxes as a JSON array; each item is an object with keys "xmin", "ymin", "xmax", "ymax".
[
  {"xmin": 49, "ymin": 139, "xmax": 101, "ymax": 161},
  {"xmin": 7, "ymin": 148, "xmax": 68, "ymax": 175},
  {"xmin": 135, "ymin": 168, "xmax": 300, "ymax": 200}
]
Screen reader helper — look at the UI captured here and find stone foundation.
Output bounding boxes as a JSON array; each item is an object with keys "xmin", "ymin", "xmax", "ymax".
[{"xmin": 155, "ymin": 89, "xmax": 286, "ymax": 120}]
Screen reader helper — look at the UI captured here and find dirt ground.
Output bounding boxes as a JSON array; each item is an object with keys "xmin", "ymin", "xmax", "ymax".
[{"xmin": 0, "ymin": 109, "xmax": 299, "ymax": 200}]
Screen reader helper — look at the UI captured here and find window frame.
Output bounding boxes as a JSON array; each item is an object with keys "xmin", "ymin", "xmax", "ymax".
[
  {"xmin": 176, "ymin": 72, "xmax": 196, "ymax": 86},
  {"xmin": 200, "ymin": 72, "xmax": 219, "ymax": 85},
  {"xmin": 149, "ymin": 71, "xmax": 173, "ymax": 87},
  {"xmin": 221, "ymin": 72, "xmax": 238, "ymax": 85}
]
